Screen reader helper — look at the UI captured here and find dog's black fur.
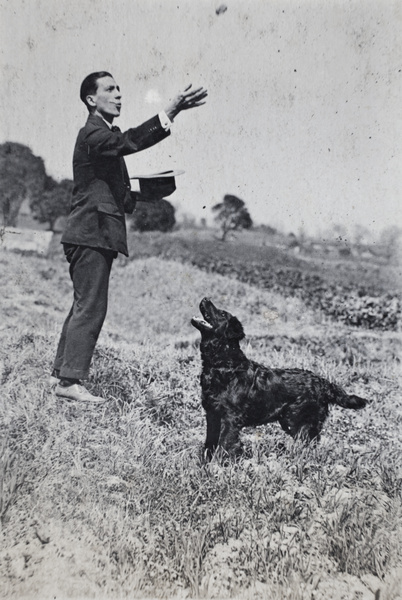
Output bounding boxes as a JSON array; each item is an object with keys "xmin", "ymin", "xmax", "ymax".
[{"xmin": 191, "ymin": 298, "xmax": 367, "ymax": 460}]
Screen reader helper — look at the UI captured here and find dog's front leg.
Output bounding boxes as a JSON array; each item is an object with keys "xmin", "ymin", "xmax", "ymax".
[
  {"xmin": 219, "ymin": 418, "xmax": 242, "ymax": 459},
  {"xmin": 204, "ymin": 409, "xmax": 221, "ymax": 461}
]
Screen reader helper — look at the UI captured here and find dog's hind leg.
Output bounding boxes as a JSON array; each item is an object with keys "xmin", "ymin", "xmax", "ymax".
[
  {"xmin": 283, "ymin": 401, "xmax": 327, "ymax": 445},
  {"xmin": 294, "ymin": 423, "xmax": 321, "ymax": 445},
  {"xmin": 204, "ymin": 410, "xmax": 222, "ymax": 461}
]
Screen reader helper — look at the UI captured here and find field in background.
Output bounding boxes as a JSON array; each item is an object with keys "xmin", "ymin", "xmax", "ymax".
[
  {"xmin": 123, "ymin": 229, "xmax": 401, "ymax": 330},
  {"xmin": 0, "ymin": 233, "xmax": 401, "ymax": 599}
]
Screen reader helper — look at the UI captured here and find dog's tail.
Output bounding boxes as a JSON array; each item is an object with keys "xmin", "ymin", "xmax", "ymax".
[{"xmin": 330, "ymin": 384, "xmax": 367, "ymax": 410}]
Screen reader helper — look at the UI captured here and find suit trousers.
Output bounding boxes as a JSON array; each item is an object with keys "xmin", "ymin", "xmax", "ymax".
[{"xmin": 53, "ymin": 244, "xmax": 116, "ymax": 380}]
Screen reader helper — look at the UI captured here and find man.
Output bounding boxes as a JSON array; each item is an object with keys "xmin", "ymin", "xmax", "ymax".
[{"xmin": 52, "ymin": 71, "xmax": 207, "ymax": 402}]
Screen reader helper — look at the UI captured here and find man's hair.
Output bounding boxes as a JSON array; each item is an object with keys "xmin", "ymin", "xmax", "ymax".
[{"xmin": 80, "ymin": 71, "xmax": 113, "ymax": 111}]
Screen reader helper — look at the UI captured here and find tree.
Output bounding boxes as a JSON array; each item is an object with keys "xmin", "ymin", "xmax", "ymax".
[
  {"xmin": 353, "ymin": 224, "xmax": 371, "ymax": 246},
  {"xmin": 379, "ymin": 225, "xmax": 401, "ymax": 261},
  {"xmin": 131, "ymin": 199, "xmax": 176, "ymax": 232},
  {"xmin": 212, "ymin": 194, "xmax": 253, "ymax": 241},
  {"xmin": 0, "ymin": 142, "xmax": 47, "ymax": 227},
  {"xmin": 30, "ymin": 177, "xmax": 73, "ymax": 231}
]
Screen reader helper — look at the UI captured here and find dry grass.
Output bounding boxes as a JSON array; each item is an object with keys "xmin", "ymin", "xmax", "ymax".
[{"xmin": 0, "ymin": 248, "xmax": 401, "ymax": 600}]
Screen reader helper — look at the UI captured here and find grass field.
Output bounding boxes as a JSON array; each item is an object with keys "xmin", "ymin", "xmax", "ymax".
[{"xmin": 0, "ymin": 232, "xmax": 401, "ymax": 600}]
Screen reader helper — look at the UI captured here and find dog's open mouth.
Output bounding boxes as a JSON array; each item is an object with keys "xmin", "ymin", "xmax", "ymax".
[
  {"xmin": 191, "ymin": 298, "xmax": 217, "ymax": 331},
  {"xmin": 191, "ymin": 316, "xmax": 213, "ymax": 330}
]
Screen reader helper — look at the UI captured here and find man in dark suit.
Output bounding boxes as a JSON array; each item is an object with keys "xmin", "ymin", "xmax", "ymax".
[{"xmin": 52, "ymin": 71, "xmax": 207, "ymax": 402}]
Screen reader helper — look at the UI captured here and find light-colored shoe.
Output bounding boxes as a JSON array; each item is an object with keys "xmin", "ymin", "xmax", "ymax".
[
  {"xmin": 55, "ymin": 383, "xmax": 106, "ymax": 403},
  {"xmin": 49, "ymin": 375, "xmax": 59, "ymax": 389}
]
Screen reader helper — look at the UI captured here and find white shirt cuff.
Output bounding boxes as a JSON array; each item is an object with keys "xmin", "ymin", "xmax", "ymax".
[{"xmin": 158, "ymin": 111, "xmax": 172, "ymax": 131}]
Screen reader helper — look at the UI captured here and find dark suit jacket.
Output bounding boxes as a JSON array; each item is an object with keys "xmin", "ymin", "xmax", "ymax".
[{"xmin": 61, "ymin": 113, "xmax": 170, "ymax": 256}]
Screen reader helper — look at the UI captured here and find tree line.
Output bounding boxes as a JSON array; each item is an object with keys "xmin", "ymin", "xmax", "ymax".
[
  {"xmin": 0, "ymin": 142, "xmax": 71, "ymax": 230},
  {"xmin": 0, "ymin": 142, "xmax": 253, "ymax": 239}
]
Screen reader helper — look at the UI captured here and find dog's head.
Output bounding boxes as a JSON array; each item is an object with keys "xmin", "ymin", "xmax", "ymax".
[{"xmin": 191, "ymin": 298, "xmax": 245, "ymax": 341}]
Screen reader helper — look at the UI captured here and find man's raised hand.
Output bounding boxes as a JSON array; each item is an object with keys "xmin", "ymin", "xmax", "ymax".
[{"xmin": 165, "ymin": 84, "xmax": 208, "ymax": 121}]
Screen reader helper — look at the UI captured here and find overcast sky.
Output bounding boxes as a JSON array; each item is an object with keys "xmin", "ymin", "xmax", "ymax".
[{"xmin": 1, "ymin": 0, "xmax": 400, "ymax": 236}]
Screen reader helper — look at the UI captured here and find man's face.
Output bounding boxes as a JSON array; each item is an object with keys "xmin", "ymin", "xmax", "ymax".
[{"xmin": 87, "ymin": 76, "xmax": 122, "ymax": 122}]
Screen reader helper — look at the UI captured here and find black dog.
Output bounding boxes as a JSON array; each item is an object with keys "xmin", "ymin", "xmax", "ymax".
[{"xmin": 191, "ymin": 298, "xmax": 367, "ymax": 460}]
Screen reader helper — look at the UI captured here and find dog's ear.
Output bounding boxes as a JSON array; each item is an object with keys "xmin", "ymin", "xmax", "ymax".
[{"xmin": 227, "ymin": 316, "xmax": 245, "ymax": 340}]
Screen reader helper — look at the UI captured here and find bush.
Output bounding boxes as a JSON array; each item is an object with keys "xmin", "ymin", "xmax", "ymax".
[{"xmin": 131, "ymin": 199, "xmax": 176, "ymax": 232}]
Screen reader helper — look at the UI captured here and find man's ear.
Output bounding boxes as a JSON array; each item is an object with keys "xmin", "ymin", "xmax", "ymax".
[
  {"xmin": 86, "ymin": 95, "xmax": 96, "ymax": 109},
  {"xmin": 227, "ymin": 317, "xmax": 245, "ymax": 340}
]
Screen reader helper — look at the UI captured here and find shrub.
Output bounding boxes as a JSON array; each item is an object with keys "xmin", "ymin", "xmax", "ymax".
[{"xmin": 131, "ymin": 199, "xmax": 176, "ymax": 232}]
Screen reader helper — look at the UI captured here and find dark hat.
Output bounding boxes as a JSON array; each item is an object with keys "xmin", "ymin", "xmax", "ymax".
[{"xmin": 130, "ymin": 170, "xmax": 184, "ymax": 200}]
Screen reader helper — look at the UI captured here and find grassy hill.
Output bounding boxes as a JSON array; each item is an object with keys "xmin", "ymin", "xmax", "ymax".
[
  {"xmin": 0, "ymin": 238, "xmax": 401, "ymax": 599},
  {"xmin": 123, "ymin": 229, "xmax": 401, "ymax": 330}
]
